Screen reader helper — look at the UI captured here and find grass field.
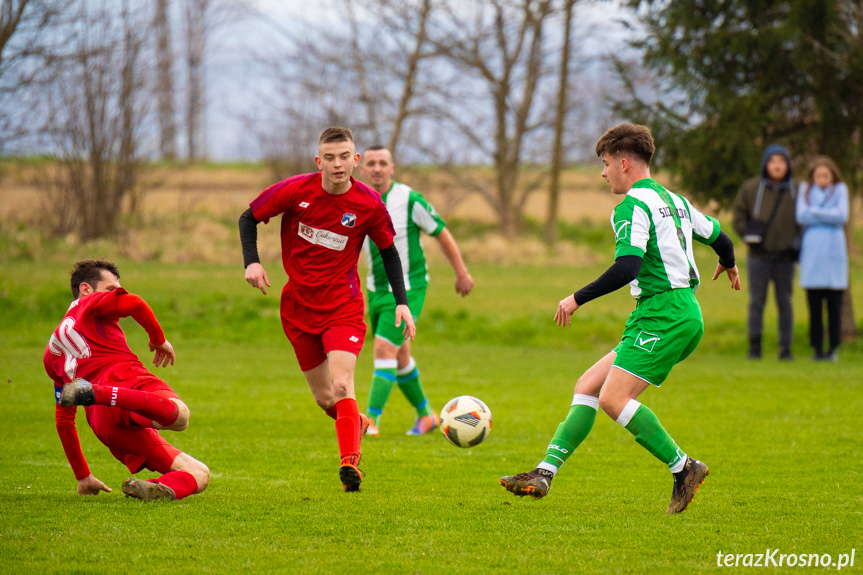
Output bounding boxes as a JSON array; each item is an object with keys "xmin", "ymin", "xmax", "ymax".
[{"xmin": 1, "ymin": 257, "xmax": 861, "ymax": 574}]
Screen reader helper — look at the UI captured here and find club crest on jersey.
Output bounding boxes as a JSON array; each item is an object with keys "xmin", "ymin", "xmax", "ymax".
[{"xmin": 341, "ymin": 213, "xmax": 357, "ymax": 228}]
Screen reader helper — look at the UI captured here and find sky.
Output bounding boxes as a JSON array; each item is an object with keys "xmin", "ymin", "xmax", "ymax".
[{"xmin": 201, "ymin": 0, "xmax": 633, "ymax": 160}]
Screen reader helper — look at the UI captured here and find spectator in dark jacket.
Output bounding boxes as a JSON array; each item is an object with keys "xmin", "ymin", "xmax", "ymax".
[{"xmin": 732, "ymin": 145, "xmax": 800, "ymax": 360}]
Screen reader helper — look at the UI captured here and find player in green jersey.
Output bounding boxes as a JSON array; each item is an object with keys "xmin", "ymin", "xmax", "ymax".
[
  {"xmin": 360, "ymin": 146, "xmax": 474, "ymax": 436},
  {"xmin": 500, "ymin": 123, "xmax": 741, "ymax": 513}
]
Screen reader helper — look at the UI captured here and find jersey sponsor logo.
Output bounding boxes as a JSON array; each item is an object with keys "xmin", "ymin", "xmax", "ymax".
[
  {"xmin": 341, "ymin": 212, "xmax": 357, "ymax": 228},
  {"xmin": 299, "ymin": 201, "xmax": 310, "ymax": 208},
  {"xmin": 615, "ymin": 220, "xmax": 630, "ymax": 241},
  {"xmin": 634, "ymin": 330, "xmax": 661, "ymax": 352},
  {"xmin": 298, "ymin": 223, "xmax": 348, "ymax": 251},
  {"xmin": 658, "ymin": 206, "xmax": 689, "ymax": 220}
]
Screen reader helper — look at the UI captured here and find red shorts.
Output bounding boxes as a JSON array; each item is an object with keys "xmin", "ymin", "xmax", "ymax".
[
  {"xmin": 280, "ymin": 286, "xmax": 367, "ymax": 371},
  {"xmin": 85, "ymin": 364, "xmax": 182, "ymax": 474}
]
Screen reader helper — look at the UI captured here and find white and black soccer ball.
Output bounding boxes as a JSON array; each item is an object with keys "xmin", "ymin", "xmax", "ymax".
[{"xmin": 439, "ymin": 395, "xmax": 492, "ymax": 448}]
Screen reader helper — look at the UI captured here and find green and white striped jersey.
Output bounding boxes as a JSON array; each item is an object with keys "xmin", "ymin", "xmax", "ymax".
[
  {"xmin": 613, "ymin": 178, "xmax": 721, "ymax": 299},
  {"xmin": 364, "ymin": 181, "xmax": 446, "ymax": 293}
]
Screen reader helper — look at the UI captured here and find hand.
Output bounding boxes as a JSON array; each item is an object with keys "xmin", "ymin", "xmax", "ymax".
[
  {"xmin": 712, "ymin": 263, "xmax": 741, "ymax": 291},
  {"xmin": 149, "ymin": 340, "xmax": 176, "ymax": 367},
  {"xmin": 455, "ymin": 272, "xmax": 474, "ymax": 297},
  {"xmin": 554, "ymin": 294, "xmax": 579, "ymax": 327},
  {"xmin": 77, "ymin": 474, "xmax": 112, "ymax": 495},
  {"xmin": 395, "ymin": 304, "xmax": 416, "ymax": 342},
  {"xmin": 245, "ymin": 263, "xmax": 271, "ymax": 295}
]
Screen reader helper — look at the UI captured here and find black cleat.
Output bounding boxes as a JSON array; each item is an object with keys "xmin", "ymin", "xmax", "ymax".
[
  {"xmin": 339, "ymin": 453, "xmax": 364, "ymax": 492},
  {"xmin": 667, "ymin": 457, "xmax": 709, "ymax": 514},
  {"xmin": 59, "ymin": 378, "xmax": 96, "ymax": 407},
  {"xmin": 499, "ymin": 468, "xmax": 552, "ymax": 499},
  {"xmin": 122, "ymin": 478, "xmax": 176, "ymax": 501}
]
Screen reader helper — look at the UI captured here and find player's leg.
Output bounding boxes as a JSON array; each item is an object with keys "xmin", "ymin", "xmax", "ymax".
[
  {"xmin": 60, "ymin": 375, "xmax": 182, "ymax": 429},
  {"xmin": 325, "ymin": 350, "xmax": 365, "ymax": 492},
  {"xmin": 500, "ymin": 351, "xmax": 615, "ymax": 499},
  {"xmin": 366, "ymin": 336, "xmax": 399, "ymax": 434},
  {"xmin": 397, "ymin": 342, "xmax": 438, "ymax": 435},
  {"xmin": 122, "ymin": 439, "xmax": 209, "ymax": 501}
]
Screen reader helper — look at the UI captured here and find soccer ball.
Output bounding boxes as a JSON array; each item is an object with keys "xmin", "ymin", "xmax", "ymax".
[{"xmin": 439, "ymin": 395, "xmax": 492, "ymax": 448}]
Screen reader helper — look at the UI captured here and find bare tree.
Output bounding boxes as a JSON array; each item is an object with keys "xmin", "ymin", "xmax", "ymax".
[
  {"xmin": 429, "ymin": 0, "xmax": 556, "ymax": 237},
  {"xmin": 183, "ymin": 0, "xmax": 206, "ymax": 160},
  {"xmin": 40, "ymin": 1, "xmax": 148, "ymax": 240},
  {"xmin": 544, "ymin": 0, "xmax": 576, "ymax": 246},
  {"xmin": 154, "ymin": 0, "xmax": 176, "ymax": 160},
  {"xmin": 0, "ymin": 0, "xmax": 69, "ymax": 148}
]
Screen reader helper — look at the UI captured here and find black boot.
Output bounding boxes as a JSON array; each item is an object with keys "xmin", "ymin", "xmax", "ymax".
[{"xmin": 748, "ymin": 337, "xmax": 762, "ymax": 360}]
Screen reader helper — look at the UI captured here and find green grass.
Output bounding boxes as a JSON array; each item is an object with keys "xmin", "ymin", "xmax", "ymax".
[{"xmin": 1, "ymin": 259, "xmax": 861, "ymax": 573}]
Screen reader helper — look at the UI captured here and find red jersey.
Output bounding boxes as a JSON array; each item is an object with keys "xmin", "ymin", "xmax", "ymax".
[
  {"xmin": 250, "ymin": 172, "xmax": 395, "ymax": 311},
  {"xmin": 44, "ymin": 289, "xmax": 166, "ymax": 400}
]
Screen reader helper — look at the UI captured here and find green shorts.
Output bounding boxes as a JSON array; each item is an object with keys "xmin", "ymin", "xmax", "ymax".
[
  {"xmin": 367, "ymin": 288, "xmax": 426, "ymax": 347},
  {"xmin": 612, "ymin": 288, "xmax": 704, "ymax": 386}
]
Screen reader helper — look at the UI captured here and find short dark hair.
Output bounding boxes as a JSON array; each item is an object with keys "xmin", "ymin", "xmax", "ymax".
[
  {"xmin": 319, "ymin": 126, "xmax": 354, "ymax": 145},
  {"xmin": 364, "ymin": 145, "xmax": 387, "ymax": 153},
  {"xmin": 70, "ymin": 259, "xmax": 119, "ymax": 298},
  {"xmin": 595, "ymin": 123, "xmax": 655, "ymax": 166}
]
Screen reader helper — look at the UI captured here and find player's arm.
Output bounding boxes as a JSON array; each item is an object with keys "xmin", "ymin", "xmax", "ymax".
[
  {"xmin": 435, "ymin": 228, "xmax": 473, "ymax": 297},
  {"xmin": 377, "ymin": 243, "xmax": 416, "ymax": 341},
  {"xmin": 239, "ymin": 208, "xmax": 271, "ymax": 295},
  {"xmin": 708, "ymin": 231, "xmax": 741, "ymax": 290},
  {"xmin": 111, "ymin": 293, "xmax": 176, "ymax": 367},
  {"xmin": 55, "ymin": 403, "xmax": 111, "ymax": 495},
  {"xmin": 555, "ymin": 255, "xmax": 642, "ymax": 327}
]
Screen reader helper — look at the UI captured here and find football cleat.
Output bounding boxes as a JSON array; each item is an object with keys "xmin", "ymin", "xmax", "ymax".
[
  {"xmin": 500, "ymin": 469, "xmax": 552, "ymax": 499},
  {"xmin": 59, "ymin": 378, "xmax": 96, "ymax": 407},
  {"xmin": 666, "ymin": 457, "xmax": 709, "ymax": 514},
  {"xmin": 365, "ymin": 420, "xmax": 380, "ymax": 437},
  {"xmin": 339, "ymin": 453, "xmax": 364, "ymax": 492},
  {"xmin": 406, "ymin": 412, "xmax": 439, "ymax": 436},
  {"xmin": 359, "ymin": 413, "xmax": 372, "ymax": 437},
  {"xmin": 122, "ymin": 477, "xmax": 176, "ymax": 501}
]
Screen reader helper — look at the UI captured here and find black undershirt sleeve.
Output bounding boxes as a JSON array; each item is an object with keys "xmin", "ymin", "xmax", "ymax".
[
  {"xmin": 709, "ymin": 231, "xmax": 736, "ymax": 270},
  {"xmin": 378, "ymin": 244, "xmax": 409, "ymax": 306},
  {"xmin": 238, "ymin": 208, "xmax": 261, "ymax": 268},
  {"xmin": 573, "ymin": 255, "xmax": 642, "ymax": 306}
]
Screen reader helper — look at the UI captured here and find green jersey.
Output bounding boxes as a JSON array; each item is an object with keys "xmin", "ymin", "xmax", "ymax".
[
  {"xmin": 612, "ymin": 178, "xmax": 721, "ymax": 299},
  {"xmin": 364, "ymin": 181, "xmax": 446, "ymax": 293}
]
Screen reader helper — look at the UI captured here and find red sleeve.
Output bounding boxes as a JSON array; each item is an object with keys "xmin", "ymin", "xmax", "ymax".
[
  {"xmin": 105, "ymin": 292, "xmax": 166, "ymax": 346},
  {"xmin": 55, "ymin": 404, "xmax": 90, "ymax": 480},
  {"xmin": 250, "ymin": 173, "xmax": 313, "ymax": 224}
]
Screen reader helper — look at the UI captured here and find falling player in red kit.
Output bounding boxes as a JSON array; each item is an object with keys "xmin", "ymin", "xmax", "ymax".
[
  {"xmin": 44, "ymin": 259, "xmax": 209, "ymax": 501},
  {"xmin": 239, "ymin": 126, "xmax": 416, "ymax": 492}
]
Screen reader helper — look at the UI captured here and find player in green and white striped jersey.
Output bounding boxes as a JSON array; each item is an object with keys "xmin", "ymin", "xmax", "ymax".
[
  {"xmin": 359, "ymin": 146, "xmax": 474, "ymax": 436},
  {"xmin": 501, "ymin": 124, "xmax": 741, "ymax": 514}
]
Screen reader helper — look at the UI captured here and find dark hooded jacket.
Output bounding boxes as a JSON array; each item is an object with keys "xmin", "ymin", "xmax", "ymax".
[{"xmin": 732, "ymin": 145, "xmax": 801, "ymax": 259}]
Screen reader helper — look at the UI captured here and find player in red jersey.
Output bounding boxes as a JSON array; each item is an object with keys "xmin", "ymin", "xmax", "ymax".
[
  {"xmin": 239, "ymin": 126, "xmax": 416, "ymax": 492},
  {"xmin": 44, "ymin": 259, "xmax": 209, "ymax": 501}
]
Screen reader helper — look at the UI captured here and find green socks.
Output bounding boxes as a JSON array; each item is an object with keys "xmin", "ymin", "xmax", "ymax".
[
  {"xmin": 397, "ymin": 357, "xmax": 432, "ymax": 417},
  {"xmin": 617, "ymin": 399, "xmax": 687, "ymax": 473},
  {"xmin": 538, "ymin": 394, "xmax": 599, "ymax": 473},
  {"xmin": 366, "ymin": 359, "xmax": 397, "ymax": 425}
]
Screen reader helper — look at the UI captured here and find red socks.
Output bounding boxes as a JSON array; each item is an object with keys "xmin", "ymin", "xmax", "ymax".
[
  {"xmin": 324, "ymin": 405, "xmax": 338, "ymax": 420},
  {"xmin": 152, "ymin": 471, "xmax": 198, "ymax": 500},
  {"xmin": 333, "ymin": 398, "xmax": 361, "ymax": 460},
  {"xmin": 93, "ymin": 385, "xmax": 179, "ymax": 427}
]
